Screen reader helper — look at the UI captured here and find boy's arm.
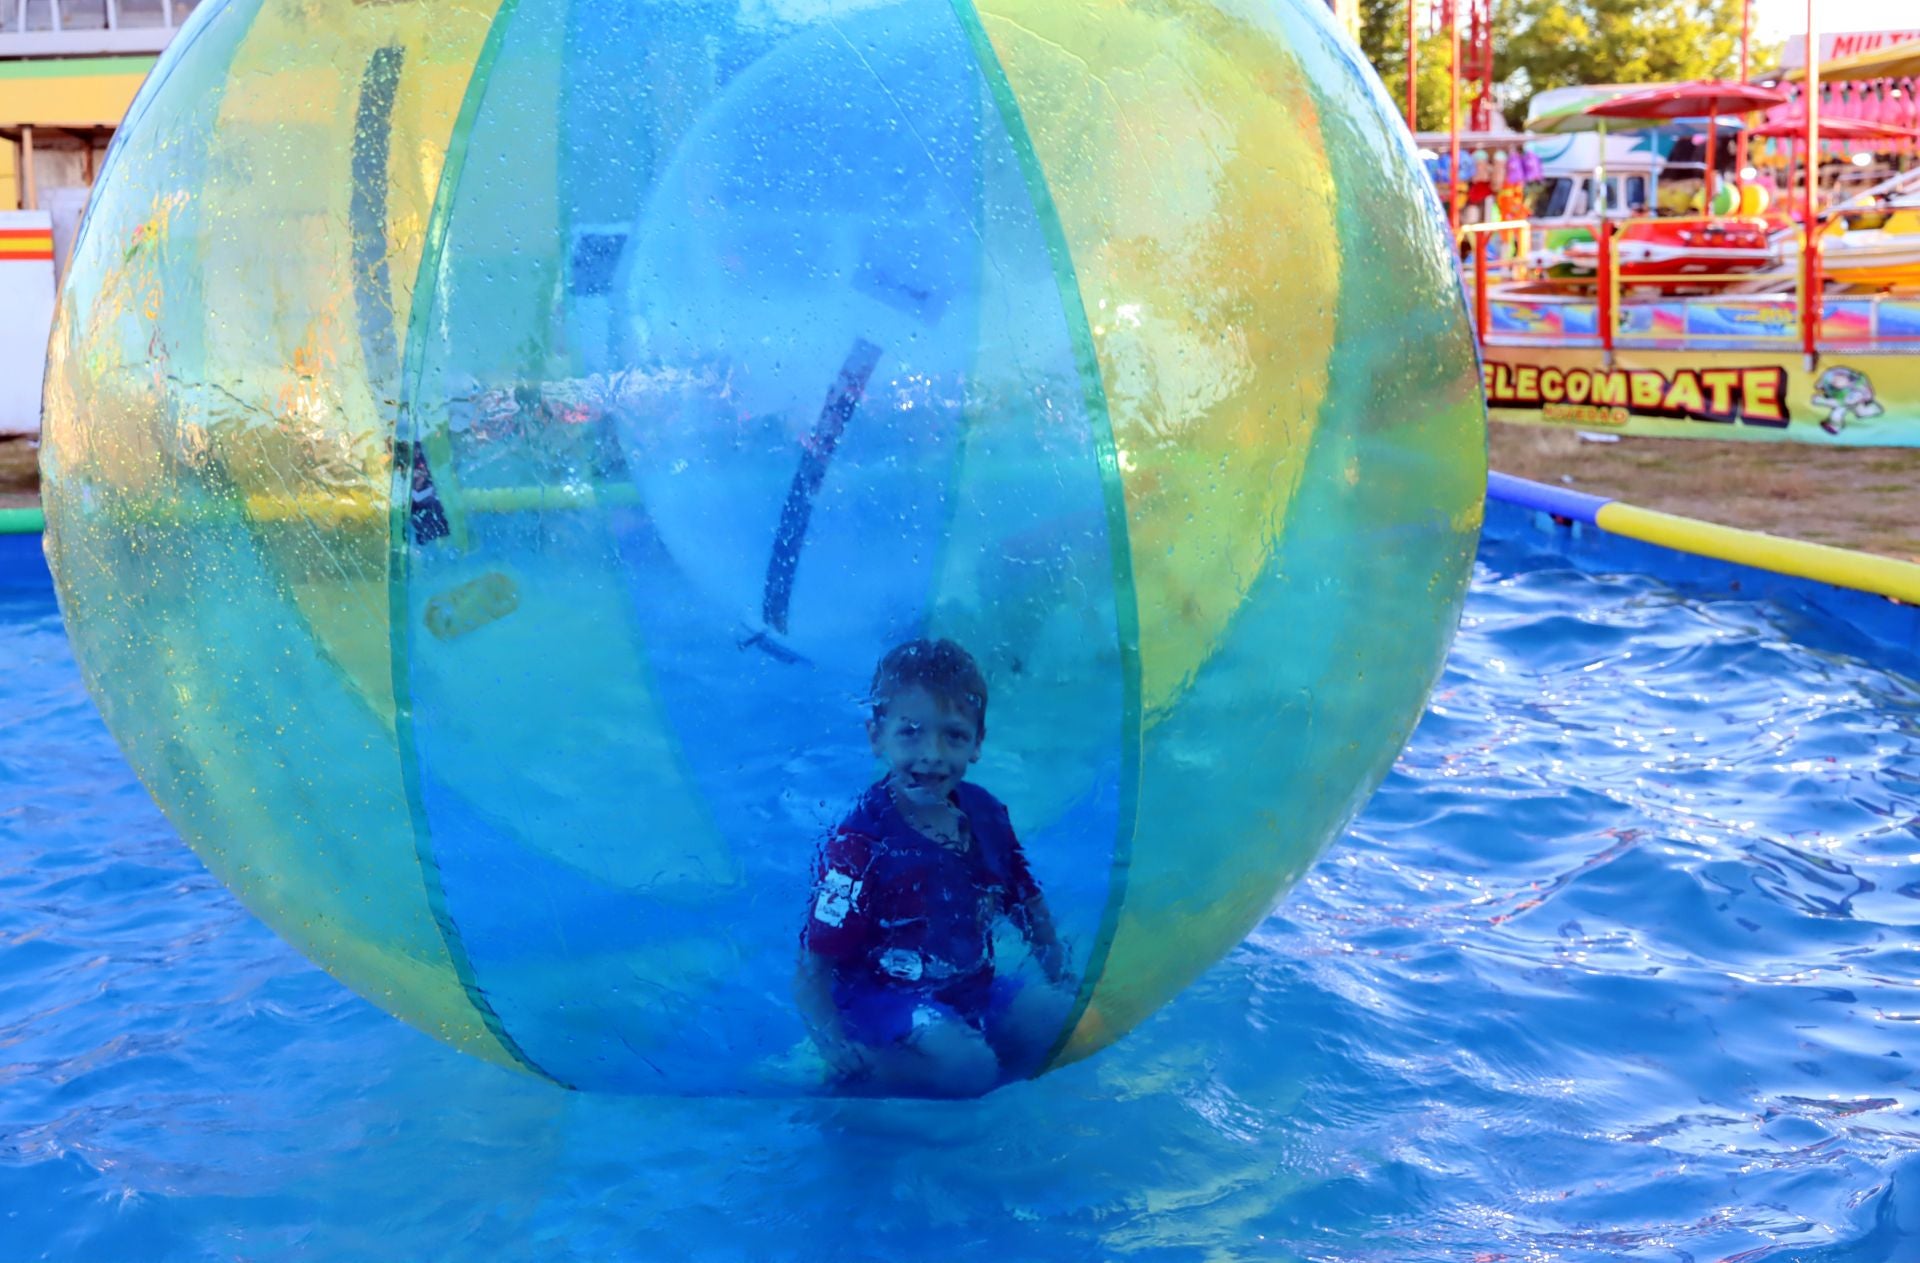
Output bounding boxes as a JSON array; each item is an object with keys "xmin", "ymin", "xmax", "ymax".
[
  {"xmin": 793, "ymin": 949, "xmax": 868, "ymax": 1077},
  {"xmin": 793, "ymin": 949, "xmax": 838, "ymax": 1032},
  {"xmin": 990, "ymin": 802, "xmax": 1071, "ymax": 986},
  {"xmin": 797, "ymin": 827, "xmax": 876, "ymax": 1077},
  {"xmin": 1017, "ymin": 892, "xmax": 1071, "ymax": 986}
]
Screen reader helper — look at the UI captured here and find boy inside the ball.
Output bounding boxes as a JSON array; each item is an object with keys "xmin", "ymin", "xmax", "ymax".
[{"xmin": 795, "ymin": 637, "xmax": 1074, "ymax": 1096}]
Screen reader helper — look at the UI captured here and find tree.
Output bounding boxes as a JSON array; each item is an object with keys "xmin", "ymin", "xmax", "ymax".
[
  {"xmin": 1495, "ymin": 0, "xmax": 1747, "ymax": 123},
  {"xmin": 1356, "ymin": 0, "xmax": 1464, "ymax": 132},
  {"xmin": 1357, "ymin": 0, "xmax": 1767, "ymax": 131}
]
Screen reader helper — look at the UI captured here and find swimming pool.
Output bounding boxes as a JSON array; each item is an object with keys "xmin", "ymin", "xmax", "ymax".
[{"xmin": 5, "ymin": 525, "xmax": 1920, "ymax": 1262}]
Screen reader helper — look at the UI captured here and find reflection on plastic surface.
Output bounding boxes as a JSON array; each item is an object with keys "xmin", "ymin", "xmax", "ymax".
[{"xmin": 40, "ymin": 0, "xmax": 1485, "ymax": 1096}]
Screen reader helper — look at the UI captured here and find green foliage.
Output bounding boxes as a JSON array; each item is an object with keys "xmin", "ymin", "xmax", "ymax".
[
  {"xmin": 1356, "ymin": 0, "xmax": 1778, "ymax": 130},
  {"xmin": 1357, "ymin": 0, "xmax": 1460, "ymax": 131},
  {"xmin": 1494, "ymin": 0, "xmax": 1743, "ymax": 111}
]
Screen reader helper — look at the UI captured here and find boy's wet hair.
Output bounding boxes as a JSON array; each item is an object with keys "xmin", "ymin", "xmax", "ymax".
[{"xmin": 869, "ymin": 638, "xmax": 988, "ymax": 738}]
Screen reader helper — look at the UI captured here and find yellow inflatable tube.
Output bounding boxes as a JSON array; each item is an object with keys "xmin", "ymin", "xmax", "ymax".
[{"xmin": 1595, "ymin": 502, "xmax": 1920, "ymax": 606}]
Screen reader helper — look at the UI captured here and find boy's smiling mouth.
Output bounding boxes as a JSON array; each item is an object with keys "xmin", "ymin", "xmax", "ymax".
[{"xmin": 900, "ymin": 770, "xmax": 954, "ymax": 796}]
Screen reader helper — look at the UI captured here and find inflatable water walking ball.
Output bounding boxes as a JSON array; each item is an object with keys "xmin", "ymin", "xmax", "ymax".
[{"xmin": 42, "ymin": 0, "xmax": 1485, "ymax": 1096}]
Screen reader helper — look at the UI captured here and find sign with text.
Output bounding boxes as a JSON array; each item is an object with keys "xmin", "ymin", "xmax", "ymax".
[
  {"xmin": 1780, "ymin": 30, "xmax": 1920, "ymax": 70},
  {"xmin": 1484, "ymin": 347, "xmax": 1920, "ymax": 446}
]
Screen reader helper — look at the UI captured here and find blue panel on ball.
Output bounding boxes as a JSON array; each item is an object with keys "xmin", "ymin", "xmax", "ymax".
[{"xmin": 393, "ymin": 0, "xmax": 1125, "ymax": 1092}]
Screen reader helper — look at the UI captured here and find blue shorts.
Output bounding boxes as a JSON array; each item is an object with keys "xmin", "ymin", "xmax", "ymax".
[{"xmin": 833, "ymin": 974, "xmax": 1022, "ymax": 1048}]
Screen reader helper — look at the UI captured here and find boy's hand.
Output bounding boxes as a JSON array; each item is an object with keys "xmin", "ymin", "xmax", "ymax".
[
  {"xmin": 819, "ymin": 1033, "xmax": 872, "ymax": 1080},
  {"xmin": 1037, "ymin": 940, "xmax": 1072, "ymax": 987}
]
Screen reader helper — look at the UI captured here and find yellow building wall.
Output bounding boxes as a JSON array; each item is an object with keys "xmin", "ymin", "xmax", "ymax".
[
  {"xmin": 0, "ymin": 57, "xmax": 152, "ymax": 128},
  {"xmin": 0, "ymin": 56, "xmax": 154, "ymax": 208}
]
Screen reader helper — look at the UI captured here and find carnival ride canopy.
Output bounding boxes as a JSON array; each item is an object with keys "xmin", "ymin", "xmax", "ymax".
[
  {"xmin": 1526, "ymin": 83, "xmax": 1747, "ymax": 135},
  {"xmin": 1747, "ymin": 115, "xmax": 1918, "ymax": 143},
  {"xmin": 1582, "ymin": 81, "xmax": 1789, "ymax": 124},
  {"xmin": 1783, "ymin": 37, "xmax": 1920, "ymax": 84}
]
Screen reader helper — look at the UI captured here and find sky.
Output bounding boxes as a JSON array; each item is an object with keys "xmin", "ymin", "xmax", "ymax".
[{"xmin": 1753, "ymin": 0, "xmax": 1920, "ymax": 42}]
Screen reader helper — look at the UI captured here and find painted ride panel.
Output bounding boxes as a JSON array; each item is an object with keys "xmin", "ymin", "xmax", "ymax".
[
  {"xmin": 1470, "ymin": 196, "xmax": 1920, "ymax": 446},
  {"xmin": 1482, "ymin": 344, "xmax": 1920, "ymax": 444},
  {"xmin": 1821, "ymin": 206, "xmax": 1920, "ymax": 291},
  {"xmin": 1563, "ymin": 218, "xmax": 1774, "ymax": 292}
]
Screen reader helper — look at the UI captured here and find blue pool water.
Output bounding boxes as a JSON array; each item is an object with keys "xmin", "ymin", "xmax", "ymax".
[{"xmin": 6, "ymin": 529, "xmax": 1920, "ymax": 1262}]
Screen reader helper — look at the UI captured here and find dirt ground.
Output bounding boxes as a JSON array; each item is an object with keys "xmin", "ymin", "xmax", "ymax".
[
  {"xmin": 5, "ymin": 429, "xmax": 1915, "ymax": 560},
  {"xmin": 1488, "ymin": 423, "xmax": 1920, "ymax": 563}
]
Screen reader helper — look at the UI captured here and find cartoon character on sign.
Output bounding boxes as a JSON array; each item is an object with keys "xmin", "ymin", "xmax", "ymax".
[{"xmin": 1811, "ymin": 365, "xmax": 1884, "ymax": 435}]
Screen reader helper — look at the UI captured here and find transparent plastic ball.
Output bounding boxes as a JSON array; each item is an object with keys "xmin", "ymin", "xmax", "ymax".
[{"xmin": 42, "ymin": 0, "xmax": 1484, "ymax": 1095}]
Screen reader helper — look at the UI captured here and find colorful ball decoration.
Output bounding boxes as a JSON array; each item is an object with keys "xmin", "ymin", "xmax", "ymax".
[{"xmin": 41, "ymin": 0, "xmax": 1484, "ymax": 1095}]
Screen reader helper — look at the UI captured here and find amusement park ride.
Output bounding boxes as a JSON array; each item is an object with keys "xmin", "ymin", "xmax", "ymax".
[
  {"xmin": 1426, "ymin": 2, "xmax": 1920, "ymax": 445},
  {"xmin": 1409, "ymin": 0, "xmax": 1498, "ymax": 231}
]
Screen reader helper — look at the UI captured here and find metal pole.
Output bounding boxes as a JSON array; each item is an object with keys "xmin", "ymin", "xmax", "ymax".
[
  {"xmin": 20, "ymin": 125, "xmax": 35, "ymax": 211},
  {"xmin": 1597, "ymin": 217, "xmax": 1615, "ymax": 360},
  {"xmin": 1405, "ymin": 0, "xmax": 1418, "ymax": 131},
  {"xmin": 1735, "ymin": 0, "xmax": 1751, "ymax": 190},
  {"xmin": 1706, "ymin": 117, "xmax": 1719, "ymax": 215},
  {"xmin": 1595, "ymin": 120, "xmax": 1608, "ymax": 215},
  {"xmin": 1449, "ymin": 0, "xmax": 1461, "ymax": 233},
  {"xmin": 1802, "ymin": 0, "xmax": 1820, "ymax": 362},
  {"xmin": 1468, "ymin": 0, "xmax": 1485, "ymax": 131},
  {"xmin": 1473, "ymin": 232, "xmax": 1489, "ymax": 339}
]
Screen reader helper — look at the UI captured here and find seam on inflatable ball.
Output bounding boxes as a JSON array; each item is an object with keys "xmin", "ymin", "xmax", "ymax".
[
  {"xmin": 945, "ymin": 0, "xmax": 1144, "ymax": 1076},
  {"xmin": 387, "ymin": 0, "xmax": 564, "ymax": 1089}
]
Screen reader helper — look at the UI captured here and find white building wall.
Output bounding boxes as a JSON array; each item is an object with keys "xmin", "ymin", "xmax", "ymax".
[{"xmin": 0, "ymin": 211, "xmax": 55, "ymax": 436}]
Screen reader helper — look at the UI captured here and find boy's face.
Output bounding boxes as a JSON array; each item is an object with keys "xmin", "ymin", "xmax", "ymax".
[{"xmin": 868, "ymin": 685, "xmax": 982, "ymax": 809}]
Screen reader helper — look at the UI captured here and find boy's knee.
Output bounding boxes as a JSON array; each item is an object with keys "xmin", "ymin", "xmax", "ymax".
[
  {"xmin": 991, "ymin": 982, "xmax": 1076, "ymax": 1077},
  {"xmin": 1010, "ymin": 979, "xmax": 1074, "ymax": 1026},
  {"xmin": 905, "ymin": 1015, "xmax": 1001, "ymax": 1096}
]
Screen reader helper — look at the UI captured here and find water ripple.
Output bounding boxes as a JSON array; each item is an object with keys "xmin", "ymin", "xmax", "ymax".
[{"xmin": 4, "ymin": 554, "xmax": 1920, "ymax": 1260}]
